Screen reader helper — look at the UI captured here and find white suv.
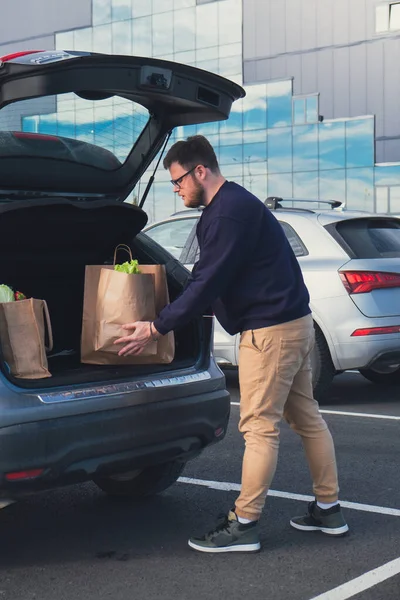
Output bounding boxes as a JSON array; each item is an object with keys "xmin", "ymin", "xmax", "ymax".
[{"xmin": 144, "ymin": 199, "xmax": 400, "ymax": 400}]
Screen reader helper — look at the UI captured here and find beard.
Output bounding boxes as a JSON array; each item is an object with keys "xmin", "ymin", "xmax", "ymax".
[{"xmin": 184, "ymin": 179, "xmax": 205, "ymax": 208}]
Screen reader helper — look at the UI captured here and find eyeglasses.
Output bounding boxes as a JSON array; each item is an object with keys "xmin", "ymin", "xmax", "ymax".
[{"xmin": 170, "ymin": 165, "xmax": 208, "ymax": 189}]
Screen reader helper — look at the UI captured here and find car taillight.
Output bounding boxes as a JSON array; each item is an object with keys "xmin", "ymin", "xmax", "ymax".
[
  {"xmin": 5, "ymin": 468, "xmax": 44, "ymax": 481},
  {"xmin": 0, "ymin": 50, "xmax": 42, "ymax": 63},
  {"xmin": 351, "ymin": 326, "xmax": 400, "ymax": 336},
  {"xmin": 339, "ymin": 271, "xmax": 400, "ymax": 294}
]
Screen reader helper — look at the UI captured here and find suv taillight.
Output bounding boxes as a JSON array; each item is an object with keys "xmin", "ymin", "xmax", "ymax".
[{"xmin": 339, "ymin": 271, "xmax": 400, "ymax": 294}]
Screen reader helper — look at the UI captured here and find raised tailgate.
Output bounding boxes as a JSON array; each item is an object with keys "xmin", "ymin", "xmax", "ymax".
[{"xmin": 330, "ymin": 216, "xmax": 400, "ymax": 318}]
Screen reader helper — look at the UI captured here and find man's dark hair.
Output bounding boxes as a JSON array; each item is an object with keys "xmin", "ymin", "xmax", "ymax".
[{"xmin": 163, "ymin": 135, "xmax": 220, "ymax": 173}]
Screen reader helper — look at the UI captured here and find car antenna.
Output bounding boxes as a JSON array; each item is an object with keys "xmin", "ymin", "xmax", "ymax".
[{"xmin": 139, "ymin": 131, "xmax": 172, "ymax": 209}]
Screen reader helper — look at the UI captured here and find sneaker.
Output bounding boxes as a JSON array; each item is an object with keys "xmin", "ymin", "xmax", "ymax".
[
  {"xmin": 290, "ymin": 501, "xmax": 349, "ymax": 536},
  {"xmin": 188, "ymin": 510, "xmax": 261, "ymax": 553}
]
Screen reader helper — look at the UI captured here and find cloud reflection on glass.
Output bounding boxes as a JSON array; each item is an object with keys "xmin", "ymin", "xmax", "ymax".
[
  {"xmin": 111, "ymin": 0, "xmax": 132, "ymax": 22},
  {"xmin": 268, "ymin": 127, "xmax": 292, "ymax": 173},
  {"xmin": 93, "ymin": 0, "xmax": 112, "ymax": 25},
  {"xmin": 26, "ymin": 0, "xmax": 400, "ymax": 221},
  {"xmin": 293, "ymin": 124, "xmax": 318, "ymax": 172},
  {"xmin": 267, "ymin": 80, "xmax": 292, "ymax": 128},
  {"xmin": 346, "ymin": 168, "xmax": 374, "ymax": 212},
  {"xmin": 319, "ymin": 170, "xmax": 346, "ymax": 203},
  {"xmin": 345, "ymin": 118, "xmax": 374, "ymax": 168},
  {"xmin": 319, "ymin": 121, "xmax": 346, "ymax": 170}
]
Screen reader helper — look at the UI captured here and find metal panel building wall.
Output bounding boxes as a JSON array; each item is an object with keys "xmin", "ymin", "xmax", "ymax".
[
  {"xmin": 0, "ymin": 0, "xmax": 92, "ymax": 56},
  {"xmin": 243, "ymin": 0, "xmax": 400, "ymax": 162},
  {"xmin": 1, "ymin": 0, "xmax": 400, "ymax": 216},
  {"xmin": 0, "ymin": 0, "xmax": 92, "ymax": 131}
]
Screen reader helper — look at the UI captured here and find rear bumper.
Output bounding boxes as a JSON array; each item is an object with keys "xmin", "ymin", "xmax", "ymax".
[
  {"xmin": 312, "ymin": 297, "xmax": 400, "ymax": 370},
  {"xmin": 0, "ymin": 389, "xmax": 230, "ymax": 498},
  {"xmin": 367, "ymin": 349, "xmax": 400, "ymax": 371},
  {"xmin": 213, "ymin": 319, "xmax": 238, "ymax": 366},
  {"xmin": 334, "ymin": 337, "xmax": 400, "ymax": 371}
]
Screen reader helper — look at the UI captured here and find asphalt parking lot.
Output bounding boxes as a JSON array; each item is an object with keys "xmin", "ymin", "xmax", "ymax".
[{"xmin": 0, "ymin": 371, "xmax": 399, "ymax": 600}]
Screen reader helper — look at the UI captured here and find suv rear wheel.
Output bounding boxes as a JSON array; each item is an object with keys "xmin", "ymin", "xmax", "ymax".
[
  {"xmin": 311, "ymin": 325, "xmax": 335, "ymax": 403},
  {"xmin": 359, "ymin": 366, "xmax": 400, "ymax": 385},
  {"xmin": 93, "ymin": 460, "xmax": 185, "ymax": 498}
]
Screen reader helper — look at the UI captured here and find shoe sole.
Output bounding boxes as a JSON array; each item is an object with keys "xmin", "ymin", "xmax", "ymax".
[
  {"xmin": 188, "ymin": 540, "xmax": 261, "ymax": 553},
  {"xmin": 290, "ymin": 520, "xmax": 349, "ymax": 536}
]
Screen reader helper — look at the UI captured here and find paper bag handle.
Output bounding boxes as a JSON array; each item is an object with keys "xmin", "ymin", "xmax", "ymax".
[
  {"xmin": 113, "ymin": 244, "xmax": 133, "ymax": 266},
  {"xmin": 42, "ymin": 300, "xmax": 54, "ymax": 352}
]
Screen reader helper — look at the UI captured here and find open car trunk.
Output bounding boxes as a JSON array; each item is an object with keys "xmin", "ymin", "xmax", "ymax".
[
  {"xmin": 0, "ymin": 199, "xmax": 207, "ymax": 388},
  {"xmin": 0, "ymin": 52, "xmax": 244, "ymax": 389}
]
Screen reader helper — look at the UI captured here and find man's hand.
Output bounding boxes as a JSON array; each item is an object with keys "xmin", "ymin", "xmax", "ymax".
[{"xmin": 114, "ymin": 321, "xmax": 160, "ymax": 357}]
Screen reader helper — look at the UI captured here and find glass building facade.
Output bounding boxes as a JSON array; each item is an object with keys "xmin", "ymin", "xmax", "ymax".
[{"xmin": 21, "ymin": 0, "xmax": 400, "ymax": 222}]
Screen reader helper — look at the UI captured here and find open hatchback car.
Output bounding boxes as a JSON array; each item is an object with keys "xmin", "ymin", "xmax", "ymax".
[{"xmin": 0, "ymin": 50, "xmax": 245, "ymax": 500}]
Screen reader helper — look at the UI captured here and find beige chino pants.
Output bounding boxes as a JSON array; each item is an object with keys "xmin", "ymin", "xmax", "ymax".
[{"xmin": 235, "ymin": 314, "xmax": 339, "ymax": 521}]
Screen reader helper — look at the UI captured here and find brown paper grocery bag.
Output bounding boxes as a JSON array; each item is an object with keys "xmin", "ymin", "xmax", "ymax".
[
  {"xmin": 81, "ymin": 263, "xmax": 175, "ymax": 365},
  {"xmin": 95, "ymin": 268, "xmax": 157, "ymax": 355},
  {"xmin": 0, "ymin": 298, "xmax": 53, "ymax": 379}
]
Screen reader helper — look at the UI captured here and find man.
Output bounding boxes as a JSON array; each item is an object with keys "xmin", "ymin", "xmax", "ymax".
[{"xmin": 115, "ymin": 135, "xmax": 349, "ymax": 553}]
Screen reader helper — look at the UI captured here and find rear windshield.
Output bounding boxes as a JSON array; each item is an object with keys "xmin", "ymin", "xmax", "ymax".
[
  {"xmin": 0, "ymin": 93, "xmax": 150, "ymax": 167},
  {"xmin": 334, "ymin": 218, "xmax": 400, "ymax": 258}
]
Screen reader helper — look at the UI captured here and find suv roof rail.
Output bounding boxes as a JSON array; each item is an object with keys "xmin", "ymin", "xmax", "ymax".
[{"xmin": 264, "ymin": 197, "xmax": 343, "ymax": 210}]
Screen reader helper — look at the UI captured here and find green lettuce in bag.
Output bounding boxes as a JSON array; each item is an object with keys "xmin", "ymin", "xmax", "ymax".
[
  {"xmin": 0, "ymin": 285, "xmax": 15, "ymax": 303},
  {"xmin": 114, "ymin": 259, "xmax": 141, "ymax": 274},
  {"xmin": 0, "ymin": 285, "xmax": 27, "ymax": 302}
]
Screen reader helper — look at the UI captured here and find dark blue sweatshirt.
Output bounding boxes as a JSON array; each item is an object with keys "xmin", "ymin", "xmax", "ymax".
[{"xmin": 153, "ymin": 181, "xmax": 310, "ymax": 336}]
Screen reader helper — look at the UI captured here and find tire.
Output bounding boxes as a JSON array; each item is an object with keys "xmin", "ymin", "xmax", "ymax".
[
  {"xmin": 359, "ymin": 366, "xmax": 400, "ymax": 385},
  {"xmin": 93, "ymin": 460, "xmax": 185, "ymax": 498},
  {"xmin": 311, "ymin": 324, "xmax": 336, "ymax": 403}
]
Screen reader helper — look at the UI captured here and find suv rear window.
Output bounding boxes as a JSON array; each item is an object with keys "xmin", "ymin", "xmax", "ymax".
[
  {"xmin": 333, "ymin": 218, "xmax": 400, "ymax": 258},
  {"xmin": 0, "ymin": 93, "xmax": 150, "ymax": 166}
]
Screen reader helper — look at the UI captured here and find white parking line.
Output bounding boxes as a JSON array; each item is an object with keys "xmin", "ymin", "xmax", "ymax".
[
  {"xmin": 309, "ymin": 557, "xmax": 400, "ymax": 600},
  {"xmin": 319, "ymin": 409, "xmax": 400, "ymax": 421},
  {"xmin": 179, "ymin": 476, "xmax": 399, "ymax": 598},
  {"xmin": 230, "ymin": 402, "xmax": 400, "ymax": 420},
  {"xmin": 178, "ymin": 477, "xmax": 400, "ymax": 517}
]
